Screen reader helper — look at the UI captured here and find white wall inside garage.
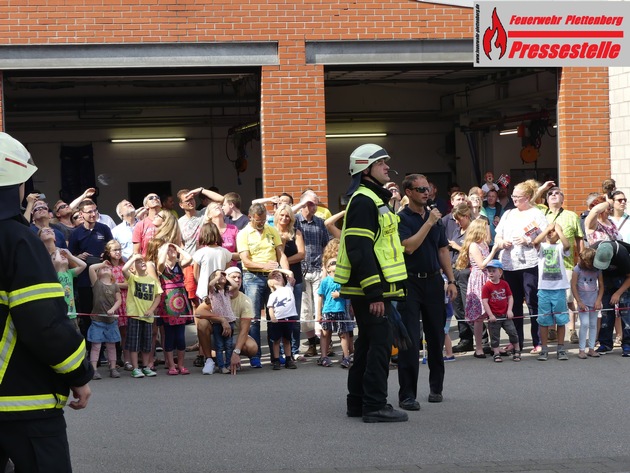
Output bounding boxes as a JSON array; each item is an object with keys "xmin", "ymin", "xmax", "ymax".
[
  {"xmin": 610, "ymin": 67, "xmax": 630, "ymax": 192},
  {"xmin": 16, "ymin": 127, "xmax": 262, "ymax": 220}
]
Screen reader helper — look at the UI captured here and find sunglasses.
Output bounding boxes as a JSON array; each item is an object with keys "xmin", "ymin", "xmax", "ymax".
[
  {"xmin": 33, "ymin": 206, "xmax": 48, "ymax": 212},
  {"xmin": 72, "ymin": 214, "xmax": 81, "ymax": 221},
  {"xmin": 547, "ymin": 191, "xmax": 563, "ymax": 197},
  {"xmin": 147, "ymin": 195, "xmax": 160, "ymax": 201},
  {"xmin": 411, "ymin": 186, "xmax": 429, "ymax": 193},
  {"xmin": 615, "ymin": 198, "xmax": 627, "ymax": 203},
  {"xmin": 55, "ymin": 204, "xmax": 69, "ymax": 212}
]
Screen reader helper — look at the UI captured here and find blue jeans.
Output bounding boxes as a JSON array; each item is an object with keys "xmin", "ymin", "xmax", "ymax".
[
  {"xmin": 212, "ymin": 322, "xmax": 235, "ymax": 369},
  {"xmin": 243, "ymin": 271, "xmax": 271, "ymax": 358},
  {"xmin": 599, "ymin": 276, "xmax": 630, "ymax": 350}
]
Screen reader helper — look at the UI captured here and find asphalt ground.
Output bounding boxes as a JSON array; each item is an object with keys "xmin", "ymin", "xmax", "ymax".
[{"xmin": 65, "ymin": 322, "xmax": 630, "ymax": 473}]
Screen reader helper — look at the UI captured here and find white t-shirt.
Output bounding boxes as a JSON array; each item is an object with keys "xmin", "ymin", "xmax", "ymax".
[
  {"xmin": 178, "ymin": 212, "xmax": 204, "ymax": 255},
  {"xmin": 538, "ymin": 242, "xmax": 570, "ymax": 290},
  {"xmin": 495, "ymin": 207, "xmax": 548, "ymax": 271},
  {"xmin": 193, "ymin": 246, "xmax": 232, "ymax": 299},
  {"xmin": 611, "ymin": 213, "xmax": 630, "ymax": 243},
  {"xmin": 267, "ymin": 284, "xmax": 297, "ymax": 320}
]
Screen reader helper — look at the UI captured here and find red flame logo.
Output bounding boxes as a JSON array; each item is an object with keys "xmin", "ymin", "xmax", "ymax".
[{"xmin": 483, "ymin": 8, "xmax": 507, "ymax": 60}]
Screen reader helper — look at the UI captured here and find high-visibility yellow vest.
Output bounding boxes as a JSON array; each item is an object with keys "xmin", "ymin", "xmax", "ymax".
[{"xmin": 335, "ymin": 186, "xmax": 406, "ymax": 297}]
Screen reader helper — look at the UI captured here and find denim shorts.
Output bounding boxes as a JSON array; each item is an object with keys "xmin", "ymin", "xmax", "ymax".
[
  {"xmin": 537, "ymin": 289, "xmax": 569, "ymax": 327},
  {"xmin": 87, "ymin": 320, "xmax": 121, "ymax": 344}
]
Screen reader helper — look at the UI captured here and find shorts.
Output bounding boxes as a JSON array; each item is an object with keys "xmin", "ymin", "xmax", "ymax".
[
  {"xmin": 87, "ymin": 320, "xmax": 121, "ymax": 344},
  {"xmin": 268, "ymin": 316, "xmax": 298, "ymax": 343},
  {"xmin": 537, "ymin": 289, "xmax": 569, "ymax": 327},
  {"xmin": 124, "ymin": 318, "xmax": 154, "ymax": 352},
  {"xmin": 183, "ymin": 265, "xmax": 198, "ymax": 300},
  {"xmin": 320, "ymin": 311, "xmax": 355, "ymax": 335}
]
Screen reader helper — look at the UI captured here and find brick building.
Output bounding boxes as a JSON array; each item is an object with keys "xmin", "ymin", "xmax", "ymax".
[{"xmin": 0, "ymin": 0, "xmax": 613, "ymax": 214}]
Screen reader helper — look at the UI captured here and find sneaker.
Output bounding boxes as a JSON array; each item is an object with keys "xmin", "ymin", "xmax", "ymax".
[
  {"xmin": 285, "ymin": 358, "xmax": 297, "ymax": 369},
  {"xmin": 317, "ymin": 356, "xmax": 332, "ymax": 367},
  {"xmin": 557, "ymin": 349, "xmax": 569, "ymax": 361},
  {"xmin": 221, "ymin": 367, "xmax": 230, "ymax": 374},
  {"xmin": 123, "ymin": 362, "xmax": 133, "ymax": 371},
  {"xmin": 279, "ymin": 356, "xmax": 286, "ymax": 366},
  {"xmin": 131, "ymin": 368, "xmax": 144, "ymax": 378},
  {"xmin": 202, "ymin": 358, "xmax": 215, "ymax": 375},
  {"xmin": 142, "ymin": 367, "xmax": 157, "ymax": 377},
  {"xmin": 569, "ymin": 329, "xmax": 579, "ymax": 344},
  {"xmin": 596, "ymin": 345, "xmax": 611, "ymax": 354},
  {"xmin": 614, "ymin": 336, "xmax": 623, "ymax": 347},
  {"xmin": 537, "ymin": 350, "xmax": 549, "ymax": 361},
  {"xmin": 622, "ymin": 349, "xmax": 630, "ymax": 358},
  {"xmin": 443, "ymin": 355, "xmax": 456, "ymax": 362},
  {"xmin": 249, "ymin": 356, "xmax": 262, "ymax": 368},
  {"xmin": 340, "ymin": 357, "xmax": 351, "ymax": 369},
  {"xmin": 109, "ymin": 368, "xmax": 121, "ymax": 378},
  {"xmin": 530, "ymin": 345, "xmax": 542, "ymax": 354},
  {"xmin": 92, "ymin": 371, "xmax": 102, "ymax": 380},
  {"xmin": 548, "ymin": 329, "xmax": 557, "ymax": 341},
  {"xmin": 272, "ymin": 360, "xmax": 282, "ymax": 370}
]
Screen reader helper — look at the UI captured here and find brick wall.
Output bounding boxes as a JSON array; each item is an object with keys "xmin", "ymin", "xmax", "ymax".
[
  {"xmin": 0, "ymin": 2, "xmax": 612, "ymax": 206},
  {"xmin": 557, "ymin": 67, "xmax": 611, "ymax": 213}
]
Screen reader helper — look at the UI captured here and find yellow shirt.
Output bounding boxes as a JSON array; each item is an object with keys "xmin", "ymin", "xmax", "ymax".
[
  {"xmin": 316, "ymin": 206, "xmax": 332, "ymax": 221},
  {"xmin": 236, "ymin": 224, "xmax": 282, "ymax": 269},
  {"xmin": 126, "ymin": 273, "xmax": 163, "ymax": 323}
]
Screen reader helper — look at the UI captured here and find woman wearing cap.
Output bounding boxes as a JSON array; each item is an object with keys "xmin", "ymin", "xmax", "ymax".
[{"xmin": 494, "ymin": 180, "xmax": 548, "ymax": 353}]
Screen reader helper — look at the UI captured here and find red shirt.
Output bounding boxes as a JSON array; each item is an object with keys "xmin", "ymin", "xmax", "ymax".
[{"xmin": 481, "ymin": 279, "xmax": 512, "ymax": 317}]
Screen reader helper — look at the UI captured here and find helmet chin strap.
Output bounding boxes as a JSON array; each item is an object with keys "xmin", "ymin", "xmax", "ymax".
[{"xmin": 365, "ymin": 168, "xmax": 385, "ymax": 187}]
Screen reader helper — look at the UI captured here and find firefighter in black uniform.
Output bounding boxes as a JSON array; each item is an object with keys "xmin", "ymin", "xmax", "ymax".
[
  {"xmin": 0, "ymin": 132, "xmax": 93, "ymax": 472},
  {"xmin": 335, "ymin": 144, "xmax": 408, "ymax": 423}
]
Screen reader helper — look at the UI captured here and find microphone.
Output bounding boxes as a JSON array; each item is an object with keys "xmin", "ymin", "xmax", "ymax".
[
  {"xmin": 427, "ymin": 199, "xmax": 442, "ymax": 226},
  {"xmin": 389, "ymin": 169, "xmax": 399, "ymax": 175}
]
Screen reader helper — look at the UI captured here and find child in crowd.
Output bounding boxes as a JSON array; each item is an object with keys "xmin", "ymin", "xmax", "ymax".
[
  {"xmin": 52, "ymin": 248, "xmax": 87, "ymax": 331},
  {"xmin": 481, "ymin": 171, "xmax": 498, "ymax": 198},
  {"xmin": 455, "ymin": 218, "xmax": 500, "ymax": 358},
  {"xmin": 317, "ymin": 257, "xmax": 355, "ymax": 368},
  {"xmin": 267, "ymin": 268, "xmax": 298, "ymax": 370},
  {"xmin": 532, "ymin": 222, "xmax": 571, "ymax": 361},
  {"xmin": 481, "ymin": 260, "xmax": 520, "ymax": 362},
  {"xmin": 102, "ymin": 240, "xmax": 130, "ymax": 370},
  {"xmin": 157, "ymin": 242, "xmax": 193, "ymax": 375},
  {"xmin": 571, "ymin": 248, "xmax": 604, "ymax": 359},
  {"xmin": 205, "ymin": 269, "xmax": 238, "ymax": 374},
  {"xmin": 443, "ymin": 274, "xmax": 455, "ymax": 362},
  {"xmin": 88, "ymin": 261, "xmax": 122, "ymax": 379},
  {"xmin": 193, "ymin": 222, "xmax": 233, "ymax": 301},
  {"xmin": 122, "ymin": 253, "xmax": 163, "ymax": 378}
]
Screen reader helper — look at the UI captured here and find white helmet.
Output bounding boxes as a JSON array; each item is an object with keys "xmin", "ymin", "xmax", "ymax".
[
  {"xmin": 0, "ymin": 132, "xmax": 36, "ymax": 187},
  {"xmin": 349, "ymin": 144, "xmax": 390, "ymax": 176}
]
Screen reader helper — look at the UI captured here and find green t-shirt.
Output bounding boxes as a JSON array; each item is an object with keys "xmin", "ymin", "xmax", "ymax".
[
  {"xmin": 126, "ymin": 273, "xmax": 163, "ymax": 323},
  {"xmin": 57, "ymin": 268, "xmax": 78, "ymax": 319}
]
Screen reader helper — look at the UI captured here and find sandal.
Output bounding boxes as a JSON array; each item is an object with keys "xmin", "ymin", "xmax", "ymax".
[
  {"xmin": 493, "ymin": 354, "xmax": 503, "ymax": 363},
  {"xmin": 179, "ymin": 367, "xmax": 190, "ymax": 375},
  {"xmin": 512, "ymin": 351, "xmax": 521, "ymax": 362},
  {"xmin": 578, "ymin": 351, "xmax": 587, "ymax": 359},
  {"xmin": 167, "ymin": 368, "xmax": 179, "ymax": 376},
  {"xmin": 317, "ymin": 357, "xmax": 333, "ymax": 367},
  {"xmin": 530, "ymin": 345, "xmax": 542, "ymax": 354},
  {"xmin": 193, "ymin": 355, "xmax": 204, "ymax": 367}
]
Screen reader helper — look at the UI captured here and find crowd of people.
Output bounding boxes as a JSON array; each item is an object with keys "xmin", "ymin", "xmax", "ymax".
[{"xmin": 22, "ymin": 148, "xmax": 630, "ymax": 395}]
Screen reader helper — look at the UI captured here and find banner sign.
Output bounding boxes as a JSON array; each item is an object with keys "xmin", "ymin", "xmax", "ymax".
[{"xmin": 474, "ymin": 1, "xmax": 630, "ymax": 66}]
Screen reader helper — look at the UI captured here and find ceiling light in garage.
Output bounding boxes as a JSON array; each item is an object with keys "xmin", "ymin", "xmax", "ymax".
[
  {"xmin": 498, "ymin": 128, "xmax": 518, "ymax": 136},
  {"xmin": 326, "ymin": 133, "xmax": 387, "ymax": 139},
  {"xmin": 110, "ymin": 137, "xmax": 186, "ymax": 143}
]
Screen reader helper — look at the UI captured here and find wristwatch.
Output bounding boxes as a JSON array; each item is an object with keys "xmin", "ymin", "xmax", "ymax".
[
  {"xmin": 448, "ymin": 281, "xmax": 456, "ymax": 285},
  {"xmin": 233, "ymin": 348, "xmax": 241, "ymax": 355}
]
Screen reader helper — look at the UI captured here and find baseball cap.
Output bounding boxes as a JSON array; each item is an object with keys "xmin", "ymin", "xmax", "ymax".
[
  {"xmin": 486, "ymin": 259, "xmax": 503, "ymax": 270},
  {"xmin": 225, "ymin": 266, "xmax": 241, "ymax": 276},
  {"xmin": 594, "ymin": 242, "xmax": 614, "ymax": 270}
]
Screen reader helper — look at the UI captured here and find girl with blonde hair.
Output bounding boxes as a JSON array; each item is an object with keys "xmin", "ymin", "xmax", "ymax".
[
  {"xmin": 456, "ymin": 218, "xmax": 500, "ymax": 357},
  {"xmin": 154, "ymin": 210, "xmax": 182, "ymax": 246}
]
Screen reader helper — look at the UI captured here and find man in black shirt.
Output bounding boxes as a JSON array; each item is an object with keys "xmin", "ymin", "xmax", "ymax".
[
  {"xmin": 397, "ymin": 174, "xmax": 457, "ymax": 410},
  {"xmin": 593, "ymin": 240, "xmax": 630, "ymax": 355}
]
